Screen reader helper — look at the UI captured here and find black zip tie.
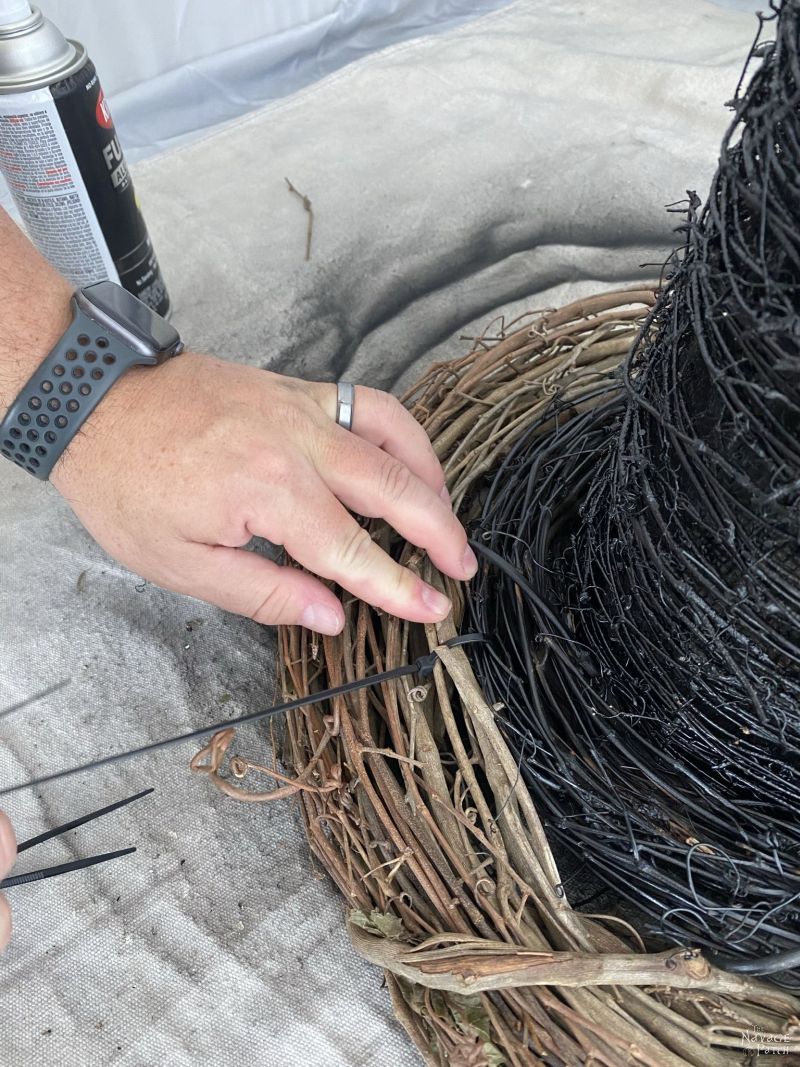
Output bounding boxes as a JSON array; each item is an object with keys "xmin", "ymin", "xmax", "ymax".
[
  {"xmin": 16, "ymin": 787, "xmax": 154, "ymax": 854},
  {"xmin": 1, "ymin": 847, "xmax": 135, "ymax": 889},
  {"xmin": 1, "ymin": 787, "xmax": 153, "ymax": 890},
  {"xmin": 0, "ymin": 634, "xmax": 486, "ymax": 797},
  {"xmin": 415, "ymin": 632, "xmax": 486, "ymax": 677}
]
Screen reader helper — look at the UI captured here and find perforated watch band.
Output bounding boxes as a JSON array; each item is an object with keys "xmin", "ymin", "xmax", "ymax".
[{"xmin": 1, "ymin": 294, "xmax": 170, "ymax": 481}]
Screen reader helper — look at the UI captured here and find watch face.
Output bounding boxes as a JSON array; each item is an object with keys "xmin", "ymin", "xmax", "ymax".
[{"xmin": 79, "ymin": 281, "xmax": 180, "ymax": 354}]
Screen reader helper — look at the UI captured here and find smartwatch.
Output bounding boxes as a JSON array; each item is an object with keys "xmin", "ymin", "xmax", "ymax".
[{"xmin": 0, "ymin": 281, "xmax": 183, "ymax": 481}]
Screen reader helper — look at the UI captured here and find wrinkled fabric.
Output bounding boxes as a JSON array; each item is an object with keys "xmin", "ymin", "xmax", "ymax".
[{"xmin": 0, "ymin": 2, "xmax": 754, "ymax": 1064}]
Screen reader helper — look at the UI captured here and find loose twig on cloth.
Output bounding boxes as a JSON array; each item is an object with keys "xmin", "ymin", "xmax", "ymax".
[{"xmin": 285, "ymin": 177, "xmax": 314, "ymax": 261}]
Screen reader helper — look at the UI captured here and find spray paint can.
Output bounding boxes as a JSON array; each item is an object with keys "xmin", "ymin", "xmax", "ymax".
[{"xmin": 0, "ymin": 1, "xmax": 170, "ymax": 315}]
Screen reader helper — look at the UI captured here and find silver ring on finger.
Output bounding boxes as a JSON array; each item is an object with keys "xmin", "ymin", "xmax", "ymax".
[{"xmin": 336, "ymin": 381, "xmax": 355, "ymax": 432}]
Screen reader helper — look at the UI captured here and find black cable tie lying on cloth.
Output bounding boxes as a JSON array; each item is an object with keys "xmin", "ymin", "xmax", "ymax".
[
  {"xmin": 0, "ymin": 634, "xmax": 486, "ymax": 797},
  {"xmin": 0, "ymin": 788, "xmax": 153, "ymax": 890}
]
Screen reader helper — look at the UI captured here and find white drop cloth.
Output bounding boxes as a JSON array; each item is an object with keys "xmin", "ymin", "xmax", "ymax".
[{"xmin": 0, "ymin": 2, "xmax": 755, "ymax": 1064}]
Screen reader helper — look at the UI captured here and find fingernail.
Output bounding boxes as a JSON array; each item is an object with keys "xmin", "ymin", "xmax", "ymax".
[
  {"xmin": 439, "ymin": 484, "xmax": 451, "ymax": 506},
  {"xmin": 462, "ymin": 545, "xmax": 478, "ymax": 577},
  {"xmin": 421, "ymin": 584, "xmax": 451, "ymax": 619},
  {"xmin": 300, "ymin": 604, "xmax": 342, "ymax": 636}
]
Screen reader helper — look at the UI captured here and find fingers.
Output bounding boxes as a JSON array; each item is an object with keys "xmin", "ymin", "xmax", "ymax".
[
  {"xmin": 306, "ymin": 383, "xmax": 476, "ymax": 581},
  {"xmin": 269, "ymin": 484, "xmax": 455, "ymax": 623},
  {"xmin": 314, "ymin": 431, "xmax": 477, "ymax": 583},
  {"xmin": 0, "ymin": 812, "xmax": 16, "ymax": 952},
  {"xmin": 164, "ymin": 544, "xmax": 347, "ymax": 635},
  {"xmin": 316, "ymin": 385, "xmax": 447, "ymax": 497},
  {"xmin": 162, "ymin": 518, "xmax": 453, "ymax": 633}
]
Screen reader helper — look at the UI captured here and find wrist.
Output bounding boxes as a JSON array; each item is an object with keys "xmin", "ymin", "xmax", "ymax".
[
  {"xmin": 0, "ymin": 294, "xmax": 72, "ymax": 419},
  {"xmin": 49, "ymin": 355, "xmax": 180, "ymax": 496},
  {"xmin": 0, "ymin": 213, "xmax": 73, "ymax": 419},
  {"xmin": 3, "ymin": 275, "xmax": 183, "ymax": 485}
]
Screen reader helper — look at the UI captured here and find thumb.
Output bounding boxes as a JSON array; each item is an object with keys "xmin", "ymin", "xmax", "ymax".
[{"xmin": 174, "ymin": 544, "xmax": 345, "ymax": 634}]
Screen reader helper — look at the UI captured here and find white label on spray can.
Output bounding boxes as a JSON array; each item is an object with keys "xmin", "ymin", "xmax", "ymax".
[{"xmin": 0, "ymin": 87, "xmax": 119, "ymax": 286}]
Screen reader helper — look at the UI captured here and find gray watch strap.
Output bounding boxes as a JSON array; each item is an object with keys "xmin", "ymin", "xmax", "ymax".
[{"xmin": 1, "ymin": 299, "xmax": 147, "ymax": 481}]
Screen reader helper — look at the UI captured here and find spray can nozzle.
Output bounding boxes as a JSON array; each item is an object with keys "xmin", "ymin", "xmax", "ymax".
[{"xmin": 0, "ymin": 1, "xmax": 32, "ymax": 28}]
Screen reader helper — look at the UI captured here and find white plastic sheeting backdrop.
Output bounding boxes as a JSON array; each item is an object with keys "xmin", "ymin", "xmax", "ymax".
[
  {"xmin": 14, "ymin": 1, "xmax": 515, "ymax": 156},
  {"xmin": 2, "ymin": 0, "xmax": 757, "ymax": 204}
]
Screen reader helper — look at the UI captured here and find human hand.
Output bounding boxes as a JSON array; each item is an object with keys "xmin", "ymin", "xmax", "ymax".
[
  {"xmin": 0, "ymin": 812, "xmax": 16, "ymax": 949},
  {"xmin": 51, "ymin": 354, "xmax": 477, "ymax": 634}
]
